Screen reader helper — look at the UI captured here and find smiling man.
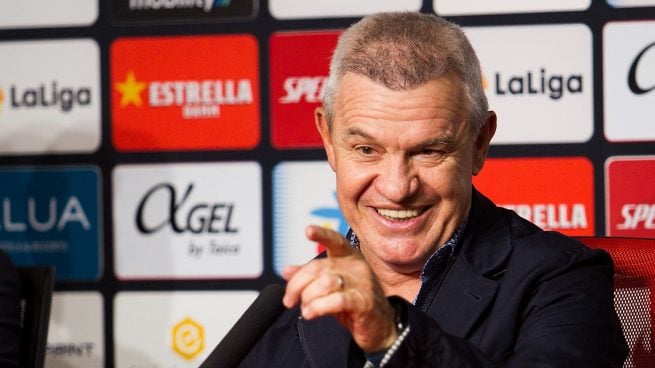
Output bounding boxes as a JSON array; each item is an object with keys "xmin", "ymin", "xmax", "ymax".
[{"xmin": 243, "ymin": 12, "xmax": 627, "ymax": 367}]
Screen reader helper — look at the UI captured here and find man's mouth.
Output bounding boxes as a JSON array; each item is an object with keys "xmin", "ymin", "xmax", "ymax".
[{"xmin": 376, "ymin": 208, "xmax": 424, "ymax": 220}]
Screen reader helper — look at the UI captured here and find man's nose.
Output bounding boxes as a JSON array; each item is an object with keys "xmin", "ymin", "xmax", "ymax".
[{"xmin": 375, "ymin": 156, "xmax": 419, "ymax": 203}]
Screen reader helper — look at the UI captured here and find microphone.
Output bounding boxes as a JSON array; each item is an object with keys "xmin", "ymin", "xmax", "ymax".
[{"xmin": 200, "ymin": 284, "xmax": 286, "ymax": 368}]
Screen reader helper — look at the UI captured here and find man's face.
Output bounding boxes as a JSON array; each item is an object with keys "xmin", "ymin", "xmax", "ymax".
[{"xmin": 316, "ymin": 72, "xmax": 495, "ymax": 273}]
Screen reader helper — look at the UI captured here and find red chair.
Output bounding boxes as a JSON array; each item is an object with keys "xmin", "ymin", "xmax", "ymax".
[{"xmin": 575, "ymin": 237, "xmax": 655, "ymax": 368}]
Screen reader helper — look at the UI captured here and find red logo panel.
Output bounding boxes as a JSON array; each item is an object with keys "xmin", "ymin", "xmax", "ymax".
[
  {"xmin": 111, "ymin": 35, "xmax": 260, "ymax": 152},
  {"xmin": 269, "ymin": 31, "xmax": 341, "ymax": 149},
  {"xmin": 606, "ymin": 156, "xmax": 655, "ymax": 238},
  {"xmin": 473, "ymin": 157, "xmax": 594, "ymax": 236}
]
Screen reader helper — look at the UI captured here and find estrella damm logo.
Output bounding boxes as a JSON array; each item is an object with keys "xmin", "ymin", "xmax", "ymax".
[
  {"xmin": 110, "ymin": 35, "xmax": 260, "ymax": 152},
  {"xmin": 473, "ymin": 157, "xmax": 594, "ymax": 236},
  {"xmin": 171, "ymin": 317, "xmax": 204, "ymax": 360}
]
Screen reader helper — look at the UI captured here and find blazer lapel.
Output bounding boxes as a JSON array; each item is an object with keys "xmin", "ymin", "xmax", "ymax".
[
  {"xmin": 426, "ymin": 189, "xmax": 513, "ymax": 338},
  {"xmin": 427, "ymin": 258, "xmax": 499, "ymax": 338}
]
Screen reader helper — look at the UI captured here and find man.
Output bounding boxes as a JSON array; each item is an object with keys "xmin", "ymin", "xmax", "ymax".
[{"xmin": 244, "ymin": 12, "xmax": 627, "ymax": 367}]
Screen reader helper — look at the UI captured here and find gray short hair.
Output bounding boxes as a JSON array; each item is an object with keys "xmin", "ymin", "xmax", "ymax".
[{"xmin": 323, "ymin": 12, "xmax": 488, "ymax": 136}]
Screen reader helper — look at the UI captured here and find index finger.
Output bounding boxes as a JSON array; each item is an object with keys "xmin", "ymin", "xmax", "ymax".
[{"xmin": 305, "ymin": 225, "xmax": 354, "ymax": 258}]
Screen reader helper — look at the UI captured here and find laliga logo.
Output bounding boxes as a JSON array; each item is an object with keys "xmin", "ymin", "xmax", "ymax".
[
  {"xmin": 8, "ymin": 81, "xmax": 91, "ymax": 112},
  {"xmin": 171, "ymin": 317, "xmax": 204, "ymax": 360},
  {"xmin": 0, "ymin": 86, "xmax": 4, "ymax": 113},
  {"xmin": 483, "ymin": 69, "xmax": 583, "ymax": 100}
]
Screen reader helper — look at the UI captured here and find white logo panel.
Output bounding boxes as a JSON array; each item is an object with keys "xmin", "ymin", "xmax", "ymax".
[
  {"xmin": 114, "ymin": 291, "xmax": 258, "ymax": 367},
  {"xmin": 269, "ymin": 0, "xmax": 420, "ymax": 19},
  {"xmin": 465, "ymin": 24, "xmax": 593, "ymax": 144},
  {"xmin": 607, "ymin": 0, "xmax": 655, "ymax": 7},
  {"xmin": 604, "ymin": 21, "xmax": 655, "ymax": 142},
  {"xmin": 0, "ymin": 0, "xmax": 97, "ymax": 29},
  {"xmin": 45, "ymin": 292, "xmax": 104, "ymax": 368},
  {"xmin": 113, "ymin": 162, "xmax": 263, "ymax": 279},
  {"xmin": 0, "ymin": 39, "xmax": 101, "ymax": 155},
  {"xmin": 273, "ymin": 161, "xmax": 346, "ymax": 275},
  {"xmin": 435, "ymin": 0, "xmax": 590, "ymax": 15}
]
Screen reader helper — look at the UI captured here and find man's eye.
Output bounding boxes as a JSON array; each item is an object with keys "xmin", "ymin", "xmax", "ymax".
[
  {"xmin": 418, "ymin": 149, "xmax": 444, "ymax": 158},
  {"xmin": 356, "ymin": 146, "xmax": 374, "ymax": 155}
]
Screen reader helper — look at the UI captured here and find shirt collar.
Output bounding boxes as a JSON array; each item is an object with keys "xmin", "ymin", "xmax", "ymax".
[
  {"xmin": 346, "ymin": 219, "xmax": 468, "ymax": 274},
  {"xmin": 419, "ymin": 220, "xmax": 467, "ymax": 282}
]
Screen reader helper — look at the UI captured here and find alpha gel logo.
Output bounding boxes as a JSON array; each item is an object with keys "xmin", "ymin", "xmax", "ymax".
[
  {"xmin": 605, "ymin": 22, "xmax": 655, "ymax": 142},
  {"xmin": 473, "ymin": 157, "xmax": 594, "ymax": 236},
  {"xmin": 113, "ymin": 162, "xmax": 262, "ymax": 279},
  {"xmin": 606, "ymin": 156, "xmax": 655, "ymax": 238},
  {"xmin": 0, "ymin": 39, "xmax": 100, "ymax": 155},
  {"xmin": 0, "ymin": 167, "xmax": 101, "ymax": 281},
  {"xmin": 111, "ymin": 35, "xmax": 260, "ymax": 152},
  {"xmin": 270, "ymin": 32, "xmax": 340, "ymax": 148},
  {"xmin": 465, "ymin": 24, "xmax": 593, "ymax": 144},
  {"xmin": 135, "ymin": 183, "xmax": 238, "ymax": 236}
]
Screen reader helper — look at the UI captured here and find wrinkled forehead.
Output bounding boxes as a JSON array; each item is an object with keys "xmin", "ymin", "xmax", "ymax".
[
  {"xmin": 331, "ymin": 72, "xmax": 471, "ymax": 133},
  {"xmin": 333, "ymin": 72, "xmax": 469, "ymax": 116}
]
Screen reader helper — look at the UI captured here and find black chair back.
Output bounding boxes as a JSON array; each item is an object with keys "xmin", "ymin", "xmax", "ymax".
[{"xmin": 18, "ymin": 266, "xmax": 55, "ymax": 368}]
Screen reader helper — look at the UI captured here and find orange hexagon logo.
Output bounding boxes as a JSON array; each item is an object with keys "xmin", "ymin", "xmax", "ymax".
[{"xmin": 172, "ymin": 316, "xmax": 204, "ymax": 360}]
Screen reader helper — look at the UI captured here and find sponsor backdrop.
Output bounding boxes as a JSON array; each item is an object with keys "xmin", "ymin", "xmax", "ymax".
[{"xmin": 0, "ymin": 0, "xmax": 653, "ymax": 366}]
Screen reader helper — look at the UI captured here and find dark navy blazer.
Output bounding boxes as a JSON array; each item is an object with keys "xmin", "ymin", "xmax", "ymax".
[{"xmin": 243, "ymin": 190, "xmax": 628, "ymax": 367}]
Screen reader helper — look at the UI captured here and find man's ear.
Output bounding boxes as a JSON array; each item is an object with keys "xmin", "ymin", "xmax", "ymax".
[
  {"xmin": 472, "ymin": 111, "xmax": 497, "ymax": 176},
  {"xmin": 315, "ymin": 107, "xmax": 336, "ymax": 172}
]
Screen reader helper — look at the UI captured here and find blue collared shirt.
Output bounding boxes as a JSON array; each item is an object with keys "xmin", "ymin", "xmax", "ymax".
[{"xmin": 348, "ymin": 220, "xmax": 467, "ymax": 312}]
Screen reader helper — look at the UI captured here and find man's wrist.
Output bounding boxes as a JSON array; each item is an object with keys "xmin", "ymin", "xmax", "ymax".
[
  {"xmin": 364, "ymin": 296, "xmax": 410, "ymax": 368},
  {"xmin": 377, "ymin": 296, "xmax": 405, "ymax": 351}
]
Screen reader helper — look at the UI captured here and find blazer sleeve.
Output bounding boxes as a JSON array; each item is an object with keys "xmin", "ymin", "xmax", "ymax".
[{"xmin": 382, "ymin": 246, "xmax": 628, "ymax": 367}]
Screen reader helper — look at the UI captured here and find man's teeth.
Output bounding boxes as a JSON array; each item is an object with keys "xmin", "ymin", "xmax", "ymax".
[{"xmin": 377, "ymin": 208, "xmax": 421, "ymax": 220}]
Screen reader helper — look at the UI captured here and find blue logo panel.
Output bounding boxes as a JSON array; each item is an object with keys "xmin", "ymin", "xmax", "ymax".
[{"xmin": 0, "ymin": 167, "xmax": 101, "ymax": 281}]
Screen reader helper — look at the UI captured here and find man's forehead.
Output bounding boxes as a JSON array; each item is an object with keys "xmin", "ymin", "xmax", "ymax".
[
  {"xmin": 343, "ymin": 124, "xmax": 459, "ymax": 146},
  {"xmin": 333, "ymin": 73, "xmax": 468, "ymax": 122},
  {"xmin": 337, "ymin": 70, "xmax": 461, "ymax": 92}
]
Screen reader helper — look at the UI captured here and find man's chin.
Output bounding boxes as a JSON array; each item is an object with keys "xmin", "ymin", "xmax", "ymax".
[{"xmin": 363, "ymin": 239, "xmax": 429, "ymax": 267}]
